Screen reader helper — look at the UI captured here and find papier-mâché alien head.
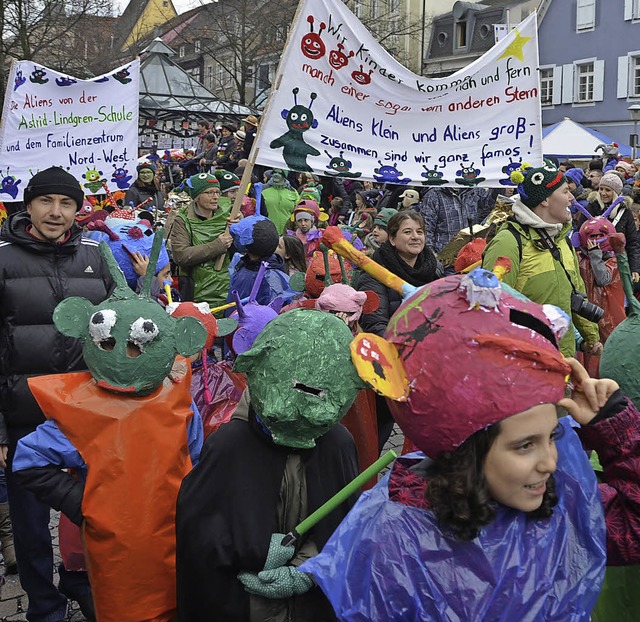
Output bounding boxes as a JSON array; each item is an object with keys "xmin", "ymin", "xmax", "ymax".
[
  {"xmin": 233, "ymin": 308, "xmax": 365, "ymax": 449},
  {"xmin": 351, "ymin": 268, "xmax": 572, "ymax": 458},
  {"xmin": 53, "ymin": 231, "xmax": 207, "ymax": 396}
]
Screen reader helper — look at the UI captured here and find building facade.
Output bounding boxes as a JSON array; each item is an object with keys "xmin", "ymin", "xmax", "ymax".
[{"xmin": 538, "ymin": 0, "xmax": 640, "ymax": 145}]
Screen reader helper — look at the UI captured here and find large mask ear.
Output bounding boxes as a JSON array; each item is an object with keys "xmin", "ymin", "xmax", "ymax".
[
  {"xmin": 173, "ymin": 316, "xmax": 207, "ymax": 357},
  {"xmin": 53, "ymin": 297, "xmax": 95, "ymax": 339},
  {"xmin": 350, "ymin": 333, "xmax": 410, "ymax": 401}
]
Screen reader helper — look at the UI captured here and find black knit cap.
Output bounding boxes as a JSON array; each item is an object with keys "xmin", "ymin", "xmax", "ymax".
[{"xmin": 23, "ymin": 167, "xmax": 85, "ymax": 210}]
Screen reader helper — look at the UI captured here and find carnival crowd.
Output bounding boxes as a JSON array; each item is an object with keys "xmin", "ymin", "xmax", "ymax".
[{"xmin": 1, "ymin": 114, "xmax": 640, "ymax": 622}]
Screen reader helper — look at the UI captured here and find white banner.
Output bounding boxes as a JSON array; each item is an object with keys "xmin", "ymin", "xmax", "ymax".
[
  {"xmin": 0, "ymin": 60, "xmax": 140, "ymax": 202},
  {"xmin": 253, "ymin": 1, "xmax": 542, "ymax": 188}
]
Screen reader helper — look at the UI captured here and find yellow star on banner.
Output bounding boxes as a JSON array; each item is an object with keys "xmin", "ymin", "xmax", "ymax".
[{"xmin": 498, "ymin": 29, "xmax": 532, "ymax": 62}]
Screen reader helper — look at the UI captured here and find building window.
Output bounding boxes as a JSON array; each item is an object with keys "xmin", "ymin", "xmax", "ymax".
[
  {"xmin": 389, "ymin": 0, "xmax": 399, "ymax": 11},
  {"xmin": 179, "ymin": 46, "xmax": 185, "ymax": 58},
  {"xmin": 540, "ymin": 67, "xmax": 554, "ymax": 106},
  {"xmin": 455, "ymin": 21, "xmax": 467, "ymax": 49},
  {"xmin": 576, "ymin": 0, "xmax": 596, "ymax": 31},
  {"xmin": 195, "ymin": 40, "xmax": 201, "ymax": 53},
  {"xmin": 206, "ymin": 65, "xmax": 213, "ymax": 89},
  {"xmin": 624, "ymin": 0, "xmax": 640, "ymax": 20},
  {"xmin": 576, "ymin": 62, "xmax": 595, "ymax": 102},
  {"xmin": 353, "ymin": 1, "xmax": 361, "ymax": 17},
  {"xmin": 631, "ymin": 56, "xmax": 640, "ymax": 97},
  {"xmin": 370, "ymin": 0, "xmax": 379, "ymax": 18},
  {"xmin": 216, "ymin": 62, "xmax": 224, "ymax": 86}
]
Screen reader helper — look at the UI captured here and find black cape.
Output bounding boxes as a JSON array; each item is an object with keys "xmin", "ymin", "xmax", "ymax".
[{"xmin": 176, "ymin": 410, "xmax": 359, "ymax": 621}]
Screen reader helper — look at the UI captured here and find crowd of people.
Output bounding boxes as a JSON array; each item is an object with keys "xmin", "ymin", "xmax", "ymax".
[{"xmin": 0, "ymin": 120, "xmax": 640, "ymax": 622}]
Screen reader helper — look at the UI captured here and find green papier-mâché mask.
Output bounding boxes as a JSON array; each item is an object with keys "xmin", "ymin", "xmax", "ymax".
[
  {"xmin": 233, "ymin": 308, "xmax": 366, "ymax": 449},
  {"xmin": 53, "ymin": 231, "xmax": 207, "ymax": 396}
]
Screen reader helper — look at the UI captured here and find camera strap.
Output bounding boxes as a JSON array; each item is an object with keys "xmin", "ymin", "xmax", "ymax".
[{"xmin": 536, "ymin": 229, "xmax": 579, "ymax": 295}]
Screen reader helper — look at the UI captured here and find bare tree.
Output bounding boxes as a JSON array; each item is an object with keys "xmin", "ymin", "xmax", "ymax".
[
  {"xmin": 129, "ymin": 0, "xmax": 427, "ymax": 108},
  {"xmin": 0, "ymin": 0, "xmax": 117, "ymax": 88}
]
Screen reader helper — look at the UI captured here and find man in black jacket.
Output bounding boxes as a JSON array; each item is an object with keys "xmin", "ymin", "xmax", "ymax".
[{"xmin": 0, "ymin": 167, "xmax": 114, "ymax": 622}]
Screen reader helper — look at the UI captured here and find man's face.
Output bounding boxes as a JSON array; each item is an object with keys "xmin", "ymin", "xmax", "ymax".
[
  {"xmin": 27, "ymin": 194, "xmax": 77, "ymax": 243},
  {"xmin": 588, "ymin": 170, "xmax": 603, "ymax": 190},
  {"xmin": 539, "ymin": 183, "xmax": 574, "ymax": 225}
]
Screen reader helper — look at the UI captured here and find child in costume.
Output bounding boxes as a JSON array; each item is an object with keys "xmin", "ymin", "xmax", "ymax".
[
  {"xmin": 289, "ymin": 199, "xmax": 324, "ymax": 262},
  {"xmin": 575, "ymin": 207, "xmax": 626, "ymax": 344},
  {"xmin": 303, "ymin": 267, "xmax": 640, "ymax": 621},
  {"xmin": 175, "ymin": 309, "xmax": 362, "ymax": 622},
  {"xmin": 11, "ymin": 236, "xmax": 209, "ymax": 622},
  {"xmin": 228, "ymin": 214, "xmax": 296, "ymax": 306}
]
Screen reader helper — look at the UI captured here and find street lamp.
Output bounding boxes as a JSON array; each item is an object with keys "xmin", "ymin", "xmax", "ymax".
[{"xmin": 629, "ymin": 104, "xmax": 640, "ymax": 160}]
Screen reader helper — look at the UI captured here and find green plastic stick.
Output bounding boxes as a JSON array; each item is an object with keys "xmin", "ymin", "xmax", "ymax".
[{"xmin": 281, "ymin": 449, "xmax": 397, "ymax": 546}]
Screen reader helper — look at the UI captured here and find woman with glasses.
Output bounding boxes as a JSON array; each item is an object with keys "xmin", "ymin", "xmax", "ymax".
[{"xmin": 168, "ymin": 173, "xmax": 239, "ymax": 310}]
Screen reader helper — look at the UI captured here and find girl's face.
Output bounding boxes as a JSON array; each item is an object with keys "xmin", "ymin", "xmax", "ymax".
[
  {"xmin": 483, "ymin": 403, "xmax": 559, "ymax": 512},
  {"xmin": 598, "ymin": 185, "xmax": 615, "ymax": 204},
  {"xmin": 275, "ymin": 236, "xmax": 287, "ymax": 259},
  {"xmin": 296, "ymin": 217, "xmax": 313, "ymax": 233},
  {"xmin": 390, "ymin": 219, "xmax": 425, "ymax": 257},
  {"xmin": 372, "ymin": 224, "xmax": 388, "ymax": 244},
  {"xmin": 355, "ymin": 195, "xmax": 365, "ymax": 210}
]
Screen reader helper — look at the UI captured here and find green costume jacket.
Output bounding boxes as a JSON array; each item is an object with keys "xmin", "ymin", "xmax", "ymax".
[
  {"xmin": 482, "ymin": 219, "xmax": 599, "ymax": 356},
  {"xmin": 261, "ymin": 185, "xmax": 300, "ymax": 234}
]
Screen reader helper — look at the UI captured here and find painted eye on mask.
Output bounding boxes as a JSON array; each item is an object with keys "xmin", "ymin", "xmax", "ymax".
[
  {"xmin": 89, "ymin": 309, "xmax": 117, "ymax": 350},
  {"xmin": 129, "ymin": 318, "xmax": 159, "ymax": 351}
]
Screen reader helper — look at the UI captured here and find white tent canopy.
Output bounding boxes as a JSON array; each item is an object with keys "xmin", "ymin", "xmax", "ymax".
[{"xmin": 542, "ymin": 117, "xmax": 632, "ymax": 160}]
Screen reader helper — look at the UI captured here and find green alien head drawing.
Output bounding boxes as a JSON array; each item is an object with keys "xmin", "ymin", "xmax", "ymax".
[
  {"xmin": 234, "ymin": 308, "xmax": 366, "ymax": 449},
  {"xmin": 53, "ymin": 231, "xmax": 207, "ymax": 396}
]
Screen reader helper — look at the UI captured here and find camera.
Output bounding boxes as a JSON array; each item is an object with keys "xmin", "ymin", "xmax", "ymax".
[{"xmin": 570, "ymin": 291, "xmax": 604, "ymax": 323}]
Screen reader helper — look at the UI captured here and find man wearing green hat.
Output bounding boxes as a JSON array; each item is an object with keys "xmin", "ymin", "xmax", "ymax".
[
  {"xmin": 482, "ymin": 162, "xmax": 601, "ymax": 357},
  {"xmin": 168, "ymin": 172, "xmax": 238, "ymax": 309}
]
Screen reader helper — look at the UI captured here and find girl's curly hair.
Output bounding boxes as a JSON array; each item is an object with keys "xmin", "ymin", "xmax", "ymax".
[{"xmin": 425, "ymin": 423, "xmax": 559, "ymax": 541}]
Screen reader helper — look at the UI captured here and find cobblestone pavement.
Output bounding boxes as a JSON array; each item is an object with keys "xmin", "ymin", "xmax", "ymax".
[{"xmin": 0, "ymin": 512, "xmax": 88, "ymax": 622}]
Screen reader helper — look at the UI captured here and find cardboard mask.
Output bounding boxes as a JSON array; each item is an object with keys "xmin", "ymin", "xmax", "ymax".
[
  {"xmin": 233, "ymin": 308, "xmax": 365, "ymax": 449},
  {"xmin": 54, "ymin": 231, "xmax": 207, "ymax": 396}
]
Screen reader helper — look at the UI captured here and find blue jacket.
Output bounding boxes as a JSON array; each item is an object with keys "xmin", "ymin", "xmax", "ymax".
[{"xmin": 227, "ymin": 253, "xmax": 295, "ymax": 306}]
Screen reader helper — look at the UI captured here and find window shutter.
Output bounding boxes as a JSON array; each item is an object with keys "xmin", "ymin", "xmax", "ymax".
[
  {"xmin": 552, "ymin": 66, "xmax": 563, "ymax": 105},
  {"xmin": 618, "ymin": 55, "xmax": 630, "ymax": 98},
  {"xmin": 625, "ymin": 0, "xmax": 633, "ymax": 20},
  {"xmin": 562, "ymin": 64, "xmax": 574, "ymax": 103},
  {"xmin": 593, "ymin": 59, "xmax": 605, "ymax": 101},
  {"xmin": 576, "ymin": 0, "xmax": 596, "ymax": 30}
]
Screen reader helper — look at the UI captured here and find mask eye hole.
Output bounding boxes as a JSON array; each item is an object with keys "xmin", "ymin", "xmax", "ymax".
[
  {"xmin": 89, "ymin": 309, "xmax": 117, "ymax": 346},
  {"xmin": 99, "ymin": 337, "xmax": 116, "ymax": 352},
  {"xmin": 129, "ymin": 318, "xmax": 159, "ymax": 352},
  {"xmin": 126, "ymin": 341, "xmax": 143, "ymax": 358}
]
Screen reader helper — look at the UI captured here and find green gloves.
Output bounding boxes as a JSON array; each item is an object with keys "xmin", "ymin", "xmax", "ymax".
[
  {"xmin": 262, "ymin": 533, "xmax": 295, "ymax": 570},
  {"xmin": 237, "ymin": 533, "xmax": 314, "ymax": 599},
  {"xmin": 238, "ymin": 566, "xmax": 314, "ymax": 599}
]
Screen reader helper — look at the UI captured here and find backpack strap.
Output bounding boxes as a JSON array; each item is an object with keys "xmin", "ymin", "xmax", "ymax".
[{"xmin": 504, "ymin": 218, "xmax": 523, "ymax": 262}]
